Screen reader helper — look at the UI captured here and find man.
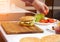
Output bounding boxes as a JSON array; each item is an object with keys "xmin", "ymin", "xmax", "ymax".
[{"xmin": 22, "ymin": 0, "xmax": 49, "ymax": 15}]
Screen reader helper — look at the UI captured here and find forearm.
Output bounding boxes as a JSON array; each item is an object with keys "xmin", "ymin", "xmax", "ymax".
[
  {"xmin": 29, "ymin": 0, "xmax": 45, "ymax": 4},
  {"xmin": 22, "ymin": 0, "xmax": 44, "ymax": 4},
  {"xmin": 22, "ymin": 0, "xmax": 34, "ymax": 4},
  {"xmin": 33, "ymin": 0, "xmax": 45, "ymax": 3},
  {"xmin": 39, "ymin": 0, "xmax": 45, "ymax": 2},
  {"xmin": 32, "ymin": 0, "xmax": 43, "ymax": 6},
  {"xmin": 32, "ymin": 0, "xmax": 45, "ymax": 6}
]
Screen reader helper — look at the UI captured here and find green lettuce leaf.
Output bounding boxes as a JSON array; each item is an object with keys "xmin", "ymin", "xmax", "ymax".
[{"xmin": 35, "ymin": 14, "xmax": 45, "ymax": 22}]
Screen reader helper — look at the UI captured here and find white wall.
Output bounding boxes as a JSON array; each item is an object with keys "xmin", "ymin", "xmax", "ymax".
[
  {"xmin": 0, "ymin": 0, "xmax": 25, "ymax": 13},
  {"xmin": 0, "ymin": 0, "xmax": 10, "ymax": 13}
]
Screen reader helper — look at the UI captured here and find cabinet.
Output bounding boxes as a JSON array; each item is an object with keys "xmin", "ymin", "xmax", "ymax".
[
  {"xmin": 46, "ymin": 0, "xmax": 60, "ymax": 20},
  {"xmin": 45, "ymin": 0, "xmax": 53, "ymax": 18},
  {"xmin": 53, "ymin": 0, "xmax": 60, "ymax": 20},
  {"xmin": 0, "ymin": 31, "xmax": 7, "ymax": 42}
]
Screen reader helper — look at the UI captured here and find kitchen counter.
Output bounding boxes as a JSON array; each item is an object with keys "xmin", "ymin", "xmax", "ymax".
[{"xmin": 0, "ymin": 21, "xmax": 56, "ymax": 42}]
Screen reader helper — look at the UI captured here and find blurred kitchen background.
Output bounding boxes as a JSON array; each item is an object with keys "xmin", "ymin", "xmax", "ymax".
[
  {"xmin": 0, "ymin": 0, "xmax": 60, "ymax": 21},
  {"xmin": 1, "ymin": 0, "xmax": 60, "ymax": 42}
]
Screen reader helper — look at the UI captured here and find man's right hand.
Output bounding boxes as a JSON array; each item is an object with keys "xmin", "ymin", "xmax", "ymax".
[{"xmin": 32, "ymin": 0, "xmax": 49, "ymax": 15}]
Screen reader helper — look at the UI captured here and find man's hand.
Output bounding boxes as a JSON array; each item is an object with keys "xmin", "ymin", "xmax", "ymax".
[
  {"xmin": 22, "ymin": 0, "xmax": 49, "ymax": 15},
  {"xmin": 32, "ymin": 0, "xmax": 49, "ymax": 15}
]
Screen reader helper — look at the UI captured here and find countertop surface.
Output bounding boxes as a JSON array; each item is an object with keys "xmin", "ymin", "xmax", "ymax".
[{"xmin": 0, "ymin": 21, "xmax": 56, "ymax": 42}]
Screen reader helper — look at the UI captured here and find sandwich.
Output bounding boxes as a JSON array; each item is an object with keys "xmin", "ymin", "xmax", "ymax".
[{"xmin": 19, "ymin": 16, "xmax": 35, "ymax": 26}]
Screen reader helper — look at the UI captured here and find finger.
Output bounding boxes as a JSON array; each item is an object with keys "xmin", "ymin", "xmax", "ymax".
[
  {"xmin": 33, "ymin": 1, "xmax": 48, "ymax": 15},
  {"xmin": 37, "ymin": 2, "xmax": 48, "ymax": 15},
  {"xmin": 33, "ymin": 2, "xmax": 45, "ymax": 14},
  {"xmin": 38, "ymin": 6, "xmax": 47, "ymax": 15},
  {"xmin": 44, "ymin": 4, "xmax": 49, "ymax": 14}
]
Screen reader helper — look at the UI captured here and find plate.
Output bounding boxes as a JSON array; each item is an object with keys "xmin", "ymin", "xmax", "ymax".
[
  {"xmin": 35, "ymin": 22, "xmax": 57, "ymax": 25},
  {"xmin": 35, "ymin": 19, "xmax": 59, "ymax": 25}
]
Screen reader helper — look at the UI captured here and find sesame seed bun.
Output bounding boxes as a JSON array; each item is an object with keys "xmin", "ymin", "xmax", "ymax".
[{"xmin": 20, "ymin": 16, "xmax": 35, "ymax": 21}]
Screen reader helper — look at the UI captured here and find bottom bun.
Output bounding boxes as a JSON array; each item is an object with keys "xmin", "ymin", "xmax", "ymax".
[
  {"xmin": 40, "ymin": 34, "xmax": 60, "ymax": 42},
  {"xmin": 20, "ymin": 37, "xmax": 40, "ymax": 42}
]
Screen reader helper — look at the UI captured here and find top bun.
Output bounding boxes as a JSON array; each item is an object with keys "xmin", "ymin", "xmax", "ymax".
[
  {"xmin": 20, "ymin": 16, "xmax": 35, "ymax": 21},
  {"xmin": 20, "ymin": 37, "xmax": 40, "ymax": 42},
  {"xmin": 40, "ymin": 34, "xmax": 60, "ymax": 42}
]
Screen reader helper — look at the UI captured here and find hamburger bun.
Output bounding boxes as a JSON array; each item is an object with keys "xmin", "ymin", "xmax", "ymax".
[
  {"xmin": 20, "ymin": 37, "xmax": 40, "ymax": 42},
  {"xmin": 20, "ymin": 16, "xmax": 35, "ymax": 21},
  {"xmin": 19, "ymin": 16, "xmax": 35, "ymax": 26},
  {"xmin": 40, "ymin": 34, "xmax": 60, "ymax": 42}
]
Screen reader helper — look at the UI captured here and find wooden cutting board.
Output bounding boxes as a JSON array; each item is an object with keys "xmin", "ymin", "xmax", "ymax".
[{"xmin": 1, "ymin": 22, "xmax": 43, "ymax": 34}]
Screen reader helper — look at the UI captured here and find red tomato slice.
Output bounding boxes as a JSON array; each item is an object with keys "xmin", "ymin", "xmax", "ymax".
[
  {"xmin": 40, "ymin": 18, "xmax": 56, "ymax": 23},
  {"xmin": 45, "ymin": 19, "xmax": 49, "ymax": 23},
  {"xmin": 40, "ymin": 19, "xmax": 49, "ymax": 23},
  {"xmin": 40, "ymin": 19, "xmax": 46, "ymax": 23},
  {"xmin": 48, "ymin": 18, "xmax": 55, "ymax": 23}
]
